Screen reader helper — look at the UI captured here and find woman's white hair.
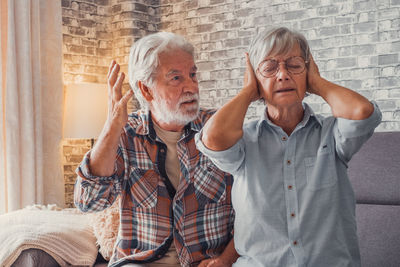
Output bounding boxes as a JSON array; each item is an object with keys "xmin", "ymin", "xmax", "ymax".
[
  {"xmin": 248, "ymin": 27, "xmax": 310, "ymax": 71},
  {"xmin": 128, "ymin": 32, "xmax": 194, "ymax": 110}
]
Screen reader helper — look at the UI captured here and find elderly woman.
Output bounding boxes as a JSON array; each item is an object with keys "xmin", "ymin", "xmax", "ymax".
[{"xmin": 196, "ymin": 27, "xmax": 382, "ymax": 266}]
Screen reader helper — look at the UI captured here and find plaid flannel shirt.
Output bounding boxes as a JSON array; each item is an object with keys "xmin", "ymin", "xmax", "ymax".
[{"xmin": 74, "ymin": 109, "xmax": 235, "ymax": 267}]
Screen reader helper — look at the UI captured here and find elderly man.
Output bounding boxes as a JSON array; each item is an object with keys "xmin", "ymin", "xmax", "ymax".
[
  {"xmin": 196, "ymin": 27, "xmax": 382, "ymax": 266},
  {"xmin": 74, "ymin": 32, "xmax": 237, "ymax": 267}
]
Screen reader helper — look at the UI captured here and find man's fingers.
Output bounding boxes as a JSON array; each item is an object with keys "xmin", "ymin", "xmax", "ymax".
[
  {"xmin": 113, "ymin": 72, "xmax": 125, "ymax": 101},
  {"xmin": 107, "ymin": 60, "xmax": 116, "ymax": 79},
  {"xmin": 120, "ymin": 89, "xmax": 133, "ymax": 106},
  {"xmin": 108, "ymin": 63, "xmax": 120, "ymax": 90}
]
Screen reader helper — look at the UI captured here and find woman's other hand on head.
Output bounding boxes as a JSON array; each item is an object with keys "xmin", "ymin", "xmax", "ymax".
[
  {"xmin": 306, "ymin": 53, "xmax": 323, "ymax": 95},
  {"xmin": 243, "ymin": 53, "xmax": 261, "ymax": 102}
]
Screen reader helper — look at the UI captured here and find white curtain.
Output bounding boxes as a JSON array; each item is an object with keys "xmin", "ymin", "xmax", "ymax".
[{"xmin": 0, "ymin": 0, "xmax": 64, "ymax": 214}]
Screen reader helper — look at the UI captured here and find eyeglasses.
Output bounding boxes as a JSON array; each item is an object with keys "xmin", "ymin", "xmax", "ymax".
[{"xmin": 257, "ymin": 56, "xmax": 308, "ymax": 78}]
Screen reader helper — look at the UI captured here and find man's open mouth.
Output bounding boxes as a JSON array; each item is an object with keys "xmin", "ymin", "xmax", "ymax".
[{"xmin": 181, "ymin": 99, "xmax": 197, "ymax": 105}]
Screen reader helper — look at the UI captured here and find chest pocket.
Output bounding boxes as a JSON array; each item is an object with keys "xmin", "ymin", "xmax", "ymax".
[
  {"xmin": 304, "ymin": 145, "xmax": 337, "ymax": 190},
  {"xmin": 128, "ymin": 167, "xmax": 159, "ymax": 208},
  {"xmin": 192, "ymin": 155, "xmax": 226, "ymax": 205}
]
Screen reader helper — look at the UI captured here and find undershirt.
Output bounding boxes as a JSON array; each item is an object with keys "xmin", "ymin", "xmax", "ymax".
[
  {"xmin": 152, "ymin": 122, "xmax": 182, "ymax": 266},
  {"xmin": 153, "ymin": 122, "xmax": 182, "ymax": 190}
]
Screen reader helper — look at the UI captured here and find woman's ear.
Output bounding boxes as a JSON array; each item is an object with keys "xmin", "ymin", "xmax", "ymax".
[{"xmin": 138, "ymin": 81, "xmax": 153, "ymax": 101}]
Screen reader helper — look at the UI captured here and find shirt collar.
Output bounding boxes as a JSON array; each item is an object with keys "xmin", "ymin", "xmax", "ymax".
[{"xmin": 257, "ymin": 102, "xmax": 322, "ymax": 136}]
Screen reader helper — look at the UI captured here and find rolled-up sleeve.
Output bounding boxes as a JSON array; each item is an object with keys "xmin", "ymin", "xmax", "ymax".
[
  {"xmin": 74, "ymin": 149, "xmax": 123, "ymax": 212},
  {"xmin": 195, "ymin": 130, "xmax": 246, "ymax": 176},
  {"xmin": 334, "ymin": 101, "xmax": 382, "ymax": 163}
]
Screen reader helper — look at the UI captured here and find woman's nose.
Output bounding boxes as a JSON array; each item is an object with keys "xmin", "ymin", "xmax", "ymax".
[{"xmin": 276, "ymin": 63, "xmax": 290, "ymax": 81}]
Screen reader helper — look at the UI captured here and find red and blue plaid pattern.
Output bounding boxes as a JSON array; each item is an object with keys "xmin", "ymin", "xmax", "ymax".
[{"xmin": 74, "ymin": 109, "xmax": 234, "ymax": 267}]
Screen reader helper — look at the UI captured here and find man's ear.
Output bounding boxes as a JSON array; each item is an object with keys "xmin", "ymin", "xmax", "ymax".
[{"xmin": 138, "ymin": 81, "xmax": 153, "ymax": 101}]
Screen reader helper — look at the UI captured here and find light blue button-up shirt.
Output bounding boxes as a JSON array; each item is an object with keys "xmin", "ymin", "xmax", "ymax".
[{"xmin": 195, "ymin": 102, "xmax": 381, "ymax": 267}]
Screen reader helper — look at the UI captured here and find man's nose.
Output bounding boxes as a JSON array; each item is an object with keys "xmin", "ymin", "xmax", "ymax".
[
  {"xmin": 183, "ymin": 77, "xmax": 199, "ymax": 93},
  {"xmin": 276, "ymin": 63, "xmax": 290, "ymax": 81}
]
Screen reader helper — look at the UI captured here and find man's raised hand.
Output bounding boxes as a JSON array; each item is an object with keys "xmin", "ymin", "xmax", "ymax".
[{"xmin": 107, "ymin": 60, "xmax": 133, "ymax": 131}]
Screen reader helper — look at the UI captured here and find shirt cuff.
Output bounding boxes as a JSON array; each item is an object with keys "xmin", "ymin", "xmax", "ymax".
[
  {"xmin": 76, "ymin": 150, "xmax": 118, "ymax": 183},
  {"xmin": 195, "ymin": 130, "xmax": 242, "ymax": 159},
  {"xmin": 336, "ymin": 101, "xmax": 382, "ymax": 138},
  {"xmin": 195, "ymin": 130, "xmax": 245, "ymax": 176}
]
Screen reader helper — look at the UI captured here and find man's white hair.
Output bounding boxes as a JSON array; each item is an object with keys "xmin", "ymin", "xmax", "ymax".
[
  {"xmin": 128, "ymin": 32, "xmax": 194, "ymax": 110},
  {"xmin": 248, "ymin": 27, "xmax": 310, "ymax": 71}
]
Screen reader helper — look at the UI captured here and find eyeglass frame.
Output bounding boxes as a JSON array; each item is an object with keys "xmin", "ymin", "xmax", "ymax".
[{"xmin": 256, "ymin": 56, "xmax": 309, "ymax": 78}]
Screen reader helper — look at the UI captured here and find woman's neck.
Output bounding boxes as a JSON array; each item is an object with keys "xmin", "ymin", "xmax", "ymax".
[{"xmin": 267, "ymin": 103, "xmax": 304, "ymax": 136}]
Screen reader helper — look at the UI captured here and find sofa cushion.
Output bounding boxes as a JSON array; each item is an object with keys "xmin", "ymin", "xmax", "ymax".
[
  {"xmin": 348, "ymin": 132, "xmax": 400, "ymax": 205},
  {"xmin": 356, "ymin": 204, "xmax": 400, "ymax": 267}
]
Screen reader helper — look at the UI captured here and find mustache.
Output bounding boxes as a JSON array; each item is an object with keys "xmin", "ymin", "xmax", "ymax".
[{"xmin": 179, "ymin": 93, "xmax": 199, "ymax": 104}]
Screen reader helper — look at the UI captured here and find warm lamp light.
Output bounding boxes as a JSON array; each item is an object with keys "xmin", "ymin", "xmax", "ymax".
[{"xmin": 63, "ymin": 83, "xmax": 108, "ymax": 145}]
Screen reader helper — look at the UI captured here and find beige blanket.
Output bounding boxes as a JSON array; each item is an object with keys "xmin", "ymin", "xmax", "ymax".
[{"xmin": 0, "ymin": 206, "xmax": 98, "ymax": 267}]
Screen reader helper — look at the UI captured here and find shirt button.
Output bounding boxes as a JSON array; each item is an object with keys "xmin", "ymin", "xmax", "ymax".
[
  {"xmin": 287, "ymin": 160, "xmax": 291, "ymax": 165},
  {"xmin": 293, "ymin": 240, "xmax": 298, "ymax": 246},
  {"xmin": 291, "ymin": 213, "xmax": 295, "ymax": 218},
  {"xmin": 282, "ymin": 136, "xmax": 287, "ymax": 141},
  {"xmin": 288, "ymin": 185, "xmax": 293, "ymax": 190}
]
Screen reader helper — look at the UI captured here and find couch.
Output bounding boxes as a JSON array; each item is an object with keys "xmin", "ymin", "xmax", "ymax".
[
  {"xmin": 91, "ymin": 131, "xmax": 400, "ymax": 266},
  {"xmin": 3, "ymin": 132, "xmax": 399, "ymax": 267},
  {"xmin": 348, "ymin": 131, "xmax": 400, "ymax": 267}
]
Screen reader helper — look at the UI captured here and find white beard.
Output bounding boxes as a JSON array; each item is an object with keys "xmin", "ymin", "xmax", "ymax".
[{"xmin": 151, "ymin": 92, "xmax": 200, "ymax": 126}]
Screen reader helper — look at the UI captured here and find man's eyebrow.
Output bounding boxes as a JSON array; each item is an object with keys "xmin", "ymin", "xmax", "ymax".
[
  {"xmin": 165, "ymin": 70, "xmax": 181, "ymax": 77},
  {"xmin": 165, "ymin": 66, "xmax": 197, "ymax": 77}
]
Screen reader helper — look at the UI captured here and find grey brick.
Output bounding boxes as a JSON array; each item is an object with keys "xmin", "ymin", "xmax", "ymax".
[
  {"xmin": 354, "ymin": 22, "xmax": 375, "ymax": 33},
  {"xmin": 335, "ymin": 16, "xmax": 354, "ymax": 25},
  {"xmin": 336, "ymin": 57, "xmax": 357, "ymax": 68},
  {"xmin": 351, "ymin": 44, "xmax": 375, "ymax": 55},
  {"xmin": 376, "ymin": 100, "xmax": 396, "ymax": 110},
  {"xmin": 319, "ymin": 26, "xmax": 340, "ymax": 36},
  {"xmin": 301, "ymin": 18, "xmax": 323, "ymax": 29},
  {"xmin": 300, "ymin": 0, "xmax": 321, "ymax": 8},
  {"xmin": 317, "ymin": 5, "xmax": 339, "ymax": 16},
  {"xmin": 392, "ymin": 41, "xmax": 400, "ymax": 52},
  {"xmin": 210, "ymin": 31, "xmax": 228, "ymax": 41},
  {"xmin": 354, "ymin": 0, "xmax": 376, "ymax": 11},
  {"xmin": 379, "ymin": 77, "xmax": 400, "ymax": 87},
  {"xmin": 378, "ymin": 54, "xmax": 398, "ymax": 65},
  {"xmin": 224, "ymin": 38, "xmax": 242, "ymax": 48},
  {"xmin": 389, "ymin": 89, "xmax": 400, "ymax": 98},
  {"xmin": 196, "ymin": 24, "xmax": 214, "ymax": 33},
  {"xmin": 235, "ymin": 8, "xmax": 255, "ymax": 18},
  {"xmin": 223, "ymin": 20, "xmax": 242, "ymax": 29},
  {"xmin": 284, "ymin": 10, "xmax": 307, "ymax": 21}
]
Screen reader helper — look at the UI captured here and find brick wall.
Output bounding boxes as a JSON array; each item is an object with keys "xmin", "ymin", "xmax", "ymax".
[
  {"xmin": 62, "ymin": 0, "xmax": 400, "ymax": 206},
  {"xmin": 62, "ymin": 0, "xmax": 159, "ymax": 206},
  {"xmin": 159, "ymin": 0, "xmax": 400, "ymax": 130}
]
